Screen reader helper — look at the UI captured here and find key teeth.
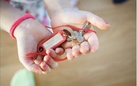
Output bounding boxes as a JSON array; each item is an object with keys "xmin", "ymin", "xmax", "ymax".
[{"xmin": 82, "ymin": 21, "xmax": 91, "ymax": 29}]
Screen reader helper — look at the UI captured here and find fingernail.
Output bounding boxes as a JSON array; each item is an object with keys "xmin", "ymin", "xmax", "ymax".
[
  {"xmin": 68, "ymin": 55, "xmax": 74, "ymax": 60},
  {"xmin": 91, "ymin": 49, "xmax": 96, "ymax": 52},
  {"xmin": 44, "ymin": 56, "xmax": 50, "ymax": 62},
  {"xmin": 36, "ymin": 70, "xmax": 41, "ymax": 74},
  {"xmin": 105, "ymin": 21, "xmax": 110, "ymax": 27},
  {"xmin": 41, "ymin": 62, "xmax": 47, "ymax": 69},
  {"xmin": 42, "ymin": 63, "xmax": 47, "ymax": 68},
  {"xmin": 105, "ymin": 21, "xmax": 109, "ymax": 24},
  {"xmin": 53, "ymin": 62, "xmax": 58, "ymax": 69},
  {"xmin": 46, "ymin": 49, "xmax": 52, "ymax": 55},
  {"xmin": 42, "ymin": 71, "xmax": 47, "ymax": 75},
  {"xmin": 91, "ymin": 47, "xmax": 98, "ymax": 52}
]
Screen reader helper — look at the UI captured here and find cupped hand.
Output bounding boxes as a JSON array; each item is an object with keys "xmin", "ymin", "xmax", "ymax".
[
  {"xmin": 14, "ymin": 19, "xmax": 58, "ymax": 74},
  {"xmin": 49, "ymin": 9, "xmax": 110, "ymax": 60}
]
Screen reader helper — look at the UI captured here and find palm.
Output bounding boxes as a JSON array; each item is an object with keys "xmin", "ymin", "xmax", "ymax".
[
  {"xmin": 15, "ymin": 21, "xmax": 59, "ymax": 74},
  {"xmin": 16, "ymin": 29, "xmax": 50, "ymax": 73},
  {"xmin": 50, "ymin": 9, "xmax": 100, "ymax": 60}
]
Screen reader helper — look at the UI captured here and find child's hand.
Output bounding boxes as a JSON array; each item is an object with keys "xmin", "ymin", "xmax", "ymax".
[
  {"xmin": 50, "ymin": 9, "xmax": 110, "ymax": 60},
  {"xmin": 14, "ymin": 19, "xmax": 59, "ymax": 74}
]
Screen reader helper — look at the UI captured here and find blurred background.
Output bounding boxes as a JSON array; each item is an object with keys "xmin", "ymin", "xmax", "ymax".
[{"xmin": 0, "ymin": 0, "xmax": 136, "ymax": 86}]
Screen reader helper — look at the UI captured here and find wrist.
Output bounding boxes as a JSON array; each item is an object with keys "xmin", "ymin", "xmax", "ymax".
[
  {"xmin": 14, "ymin": 18, "xmax": 32, "ymax": 39},
  {"xmin": 14, "ymin": 19, "xmax": 51, "ymax": 42}
]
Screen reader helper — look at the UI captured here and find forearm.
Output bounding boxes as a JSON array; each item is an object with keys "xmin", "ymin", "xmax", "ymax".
[
  {"xmin": 43, "ymin": 0, "xmax": 72, "ymax": 18},
  {"xmin": 0, "ymin": 1, "xmax": 51, "ymax": 40},
  {"xmin": 0, "ymin": 1, "xmax": 24, "ymax": 33}
]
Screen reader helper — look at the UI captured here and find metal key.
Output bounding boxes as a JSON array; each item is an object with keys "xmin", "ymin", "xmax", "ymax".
[
  {"xmin": 79, "ymin": 21, "xmax": 91, "ymax": 35},
  {"xmin": 58, "ymin": 21, "xmax": 91, "ymax": 45},
  {"xmin": 76, "ymin": 21, "xmax": 91, "ymax": 43},
  {"xmin": 71, "ymin": 21, "xmax": 91, "ymax": 45}
]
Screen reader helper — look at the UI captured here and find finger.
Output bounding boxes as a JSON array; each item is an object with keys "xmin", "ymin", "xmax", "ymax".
[
  {"xmin": 61, "ymin": 41, "xmax": 72, "ymax": 48},
  {"xmin": 80, "ymin": 41, "xmax": 90, "ymax": 54},
  {"xmin": 44, "ymin": 55, "xmax": 58, "ymax": 69},
  {"xmin": 46, "ymin": 49, "xmax": 67, "ymax": 61},
  {"xmin": 19, "ymin": 57, "xmax": 42, "ymax": 74},
  {"xmin": 72, "ymin": 45, "xmax": 81, "ymax": 57},
  {"xmin": 40, "ymin": 61, "xmax": 51, "ymax": 74},
  {"xmin": 84, "ymin": 32, "xmax": 99, "ymax": 52},
  {"xmin": 34, "ymin": 55, "xmax": 43, "ymax": 65},
  {"xmin": 55, "ymin": 47, "xmax": 64, "ymax": 55},
  {"xmin": 46, "ymin": 49, "xmax": 58, "ymax": 58},
  {"xmin": 65, "ymin": 48, "xmax": 74, "ymax": 60},
  {"xmin": 85, "ymin": 11, "xmax": 110, "ymax": 30}
]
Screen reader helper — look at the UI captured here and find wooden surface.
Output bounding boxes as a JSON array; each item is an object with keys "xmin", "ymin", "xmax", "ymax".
[{"xmin": 0, "ymin": 0, "xmax": 136, "ymax": 86}]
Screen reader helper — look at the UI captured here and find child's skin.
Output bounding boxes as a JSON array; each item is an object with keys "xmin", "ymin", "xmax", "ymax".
[{"xmin": 0, "ymin": 0, "xmax": 110, "ymax": 74}]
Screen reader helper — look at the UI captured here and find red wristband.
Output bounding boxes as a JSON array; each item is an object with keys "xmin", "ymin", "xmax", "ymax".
[{"xmin": 10, "ymin": 14, "xmax": 35, "ymax": 39}]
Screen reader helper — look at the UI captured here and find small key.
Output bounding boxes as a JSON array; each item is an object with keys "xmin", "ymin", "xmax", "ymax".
[
  {"xmin": 76, "ymin": 22, "xmax": 91, "ymax": 43},
  {"xmin": 71, "ymin": 21, "xmax": 91, "ymax": 45},
  {"xmin": 59, "ymin": 22, "xmax": 91, "ymax": 45},
  {"xmin": 59, "ymin": 27, "xmax": 74, "ymax": 41},
  {"xmin": 61, "ymin": 29, "xmax": 82, "ymax": 44}
]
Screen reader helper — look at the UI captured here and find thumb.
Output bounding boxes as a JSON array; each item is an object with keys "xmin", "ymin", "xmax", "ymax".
[{"xmin": 85, "ymin": 11, "xmax": 110, "ymax": 30}]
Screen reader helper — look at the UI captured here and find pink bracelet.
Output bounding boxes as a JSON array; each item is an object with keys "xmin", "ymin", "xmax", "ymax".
[{"xmin": 10, "ymin": 14, "xmax": 35, "ymax": 39}]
